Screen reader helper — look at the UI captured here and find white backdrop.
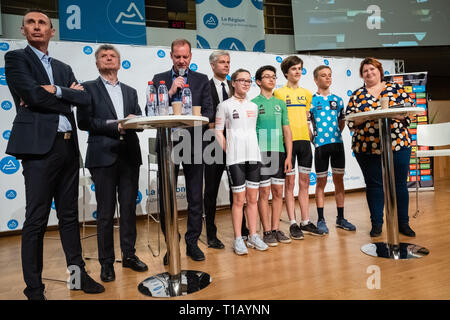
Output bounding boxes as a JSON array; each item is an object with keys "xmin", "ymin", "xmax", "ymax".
[{"xmin": 0, "ymin": 39, "xmax": 395, "ymax": 232}]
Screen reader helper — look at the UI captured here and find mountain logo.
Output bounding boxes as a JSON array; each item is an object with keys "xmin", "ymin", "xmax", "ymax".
[
  {"xmin": 0, "ymin": 156, "xmax": 20, "ymax": 175},
  {"xmin": 203, "ymin": 13, "xmax": 218, "ymax": 29},
  {"xmin": 115, "ymin": 2, "xmax": 145, "ymax": 26}
]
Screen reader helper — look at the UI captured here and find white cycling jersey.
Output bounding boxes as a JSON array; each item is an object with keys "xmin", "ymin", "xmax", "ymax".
[{"xmin": 215, "ymin": 96, "xmax": 261, "ymax": 166}]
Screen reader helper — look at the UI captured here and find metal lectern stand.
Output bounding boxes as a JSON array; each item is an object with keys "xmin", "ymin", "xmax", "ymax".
[
  {"xmin": 122, "ymin": 115, "xmax": 211, "ymax": 297},
  {"xmin": 347, "ymin": 107, "xmax": 429, "ymax": 260}
]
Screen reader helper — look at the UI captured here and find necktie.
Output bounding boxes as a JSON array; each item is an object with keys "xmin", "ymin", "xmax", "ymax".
[{"xmin": 221, "ymin": 82, "xmax": 228, "ymax": 101}]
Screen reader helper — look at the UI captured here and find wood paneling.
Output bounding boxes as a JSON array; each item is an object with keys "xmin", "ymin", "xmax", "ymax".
[{"xmin": 1, "ymin": 180, "xmax": 450, "ymax": 300}]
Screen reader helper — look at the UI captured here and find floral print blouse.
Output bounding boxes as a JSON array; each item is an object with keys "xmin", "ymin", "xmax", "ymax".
[{"xmin": 346, "ymin": 82, "xmax": 413, "ymax": 155}]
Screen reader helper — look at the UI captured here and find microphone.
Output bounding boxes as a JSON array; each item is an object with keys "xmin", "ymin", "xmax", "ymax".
[{"xmin": 176, "ymin": 68, "xmax": 186, "ymax": 97}]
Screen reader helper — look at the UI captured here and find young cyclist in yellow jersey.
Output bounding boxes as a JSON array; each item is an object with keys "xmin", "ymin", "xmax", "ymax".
[{"xmin": 274, "ymin": 56, "xmax": 325, "ymax": 237}]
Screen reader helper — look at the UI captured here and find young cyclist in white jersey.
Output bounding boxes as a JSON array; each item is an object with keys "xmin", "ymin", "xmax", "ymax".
[
  {"xmin": 215, "ymin": 69, "xmax": 268, "ymax": 255},
  {"xmin": 310, "ymin": 65, "xmax": 356, "ymax": 234}
]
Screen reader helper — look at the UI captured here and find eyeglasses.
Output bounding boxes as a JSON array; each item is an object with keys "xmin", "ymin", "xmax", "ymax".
[
  {"xmin": 235, "ymin": 79, "xmax": 252, "ymax": 85},
  {"xmin": 261, "ymin": 75, "xmax": 277, "ymax": 80}
]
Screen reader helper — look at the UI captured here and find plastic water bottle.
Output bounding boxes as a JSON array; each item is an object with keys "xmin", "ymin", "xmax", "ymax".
[
  {"xmin": 146, "ymin": 81, "xmax": 157, "ymax": 116},
  {"xmin": 158, "ymin": 80, "xmax": 169, "ymax": 116},
  {"xmin": 181, "ymin": 84, "xmax": 192, "ymax": 115}
]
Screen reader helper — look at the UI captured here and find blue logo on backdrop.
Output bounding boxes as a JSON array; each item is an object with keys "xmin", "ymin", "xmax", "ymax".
[
  {"xmin": 59, "ymin": 0, "xmax": 147, "ymax": 45},
  {"xmin": 196, "ymin": 35, "xmax": 211, "ymax": 49},
  {"xmin": 0, "ymin": 156, "xmax": 20, "ymax": 175},
  {"xmin": 92, "ymin": 211, "xmax": 97, "ymax": 219},
  {"xmin": 189, "ymin": 63, "xmax": 198, "ymax": 71},
  {"xmin": 1, "ymin": 100, "xmax": 13, "ymax": 110},
  {"xmin": 324, "ymin": 59, "xmax": 329, "ymax": 65},
  {"xmin": 276, "ymin": 56, "xmax": 283, "ymax": 63},
  {"xmin": 7, "ymin": 219, "xmax": 19, "ymax": 230},
  {"xmin": 51, "ymin": 200, "xmax": 56, "ymax": 210},
  {"xmin": 218, "ymin": 0, "xmax": 242, "ymax": 8},
  {"xmin": 0, "ymin": 42, "xmax": 10, "ymax": 51},
  {"xmin": 384, "ymin": 71, "xmax": 390, "ymax": 75},
  {"xmin": 136, "ymin": 191, "xmax": 142, "ymax": 204},
  {"xmin": 122, "ymin": 60, "xmax": 131, "ymax": 69},
  {"xmin": 157, "ymin": 50, "xmax": 165, "ymax": 58},
  {"xmin": 251, "ymin": 0, "xmax": 264, "ymax": 10},
  {"xmin": 219, "ymin": 38, "xmax": 245, "ymax": 51},
  {"xmin": 309, "ymin": 172, "xmax": 317, "ymax": 186},
  {"xmin": 347, "ymin": 90, "xmax": 353, "ymax": 96},
  {"xmin": 91, "ymin": 184, "xmax": 95, "ymax": 192},
  {"xmin": 226, "ymin": 75, "xmax": 231, "ymax": 81},
  {"xmin": 83, "ymin": 46, "xmax": 93, "ymax": 54},
  {"xmin": 3, "ymin": 130, "xmax": 11, "ymax": 140},
  {"xmin": 302, "ymin": 68, "xmax": 307, "ymax": 75},
  {"xmin": 5, "ymin": 190, "xmax": 17, "ymax": 200},
  {"xmin": 196, "ymin": 0, "xmax": 205, "ymax": 4},
  {"xmin": 253, "ymin": 40, "xmax": 265, "ymax": 52},
  {"xmin": 346, "ymin": 69, "xmax": 352, "ymax": 77},
  {"xmin": 0, "ymin": 68, "xmax": 7, "ymax": 86},
  {"xmin": 203, "ymin": 13, "xmax": 218, "ymax": 29}
]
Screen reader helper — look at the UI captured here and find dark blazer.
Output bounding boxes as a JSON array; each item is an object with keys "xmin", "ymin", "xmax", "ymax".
[
  {"xmin": 152, "ymin": 68, "xmax": 214, "ymax": 155},
  {"xmin": 210, "ymin": 78, "xmax": 232, "ymax": 123},
  {"xmin": 4, "ymin": 46, "xmax": 90, "ymax": 159},
  {"xmin": 77, "ymin": 77, "xmax": 142, "ymax": 168},
  {"xmin": 152, "ymin": 69, "xmax": 214, "ymax": 122}
]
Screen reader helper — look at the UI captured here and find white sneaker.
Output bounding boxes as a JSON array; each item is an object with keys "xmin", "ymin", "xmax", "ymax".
[
  {"xmin": 233, "ymin": 237, "xmax": 248, "ymax": 255},
  {"xmin": 247, "ymin": 234, "xmax": 269, "ymax": 251}
]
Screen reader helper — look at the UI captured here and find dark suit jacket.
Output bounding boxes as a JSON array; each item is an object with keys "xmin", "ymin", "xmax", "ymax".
[
  {"xmin": 152, "ymin": 69, "xmax": 214, "ymax": 122},
  {"xmin": 77, "ymin": 77, "xmax": 142, "ymax": 168},
  {"xmin": 4, "ymin": 45, "xmax": 90, "ymax": 159},
  {"xmin": 210, "ymin": 78, "xmax": 232, "ymax": 123},
  {"xmin": 152, "ymin": 69, "xmax": 214, "ymax": 155}
]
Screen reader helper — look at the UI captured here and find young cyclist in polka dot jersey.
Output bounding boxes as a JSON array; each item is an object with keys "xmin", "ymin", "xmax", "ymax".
[{"xmin": 310, "ymin": 65, "xmax": 356, "ymax": 234}]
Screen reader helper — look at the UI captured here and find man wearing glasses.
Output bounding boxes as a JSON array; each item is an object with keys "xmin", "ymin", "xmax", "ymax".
[{"xmin": 252, "ymin": 65, "xmax": 293, "ymax": 247}]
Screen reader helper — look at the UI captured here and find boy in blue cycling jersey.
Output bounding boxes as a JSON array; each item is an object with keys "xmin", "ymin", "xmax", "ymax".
[{"xmin": 310, "ymin": 65, "xmax": 356, "ymax": 234}]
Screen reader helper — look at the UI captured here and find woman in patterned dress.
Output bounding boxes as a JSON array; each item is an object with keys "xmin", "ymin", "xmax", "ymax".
[{"xmin": 345, "ymin": 57, "xmax": 416, "ymax": 238}]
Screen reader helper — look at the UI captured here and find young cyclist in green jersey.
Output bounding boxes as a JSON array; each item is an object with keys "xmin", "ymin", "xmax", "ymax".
[{"xmin": 252, "ymin": 65, "xmax": 293, "ymax": 246}]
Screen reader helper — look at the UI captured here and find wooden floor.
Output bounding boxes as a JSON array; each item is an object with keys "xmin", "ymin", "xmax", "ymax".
[{"xmin": 1, "ymin": 179, "xmax": 449, "ymax": 300}]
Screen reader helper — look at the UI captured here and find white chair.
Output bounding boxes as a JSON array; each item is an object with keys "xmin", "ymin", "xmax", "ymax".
[
  {"xmin": 146, "ymin": 136, "xmax": 161, "ymax": 257},
  {"xmin": 415, "ymin": 122, "xmax": 450, "ymax": 216},
  {"xmin": 80, "ymin": 157, "xmax": 122, "ymax": 263},
  {"xmin": 146, "ymin": 136, "xmax": 188, "ymax": 255}
]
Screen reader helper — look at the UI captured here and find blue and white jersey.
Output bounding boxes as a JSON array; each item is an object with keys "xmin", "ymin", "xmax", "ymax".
[{"xmin": 310, "ymin": 93, "xmax": 345, "ymax": 148}]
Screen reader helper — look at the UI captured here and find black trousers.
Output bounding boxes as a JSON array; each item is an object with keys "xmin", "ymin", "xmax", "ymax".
[
  {"xmin": 89, "ymin": 144, "xmax": 140, "ymax": 265},
  {"xmin": 157, "ymin": 152, "xmax": 204, "ymax": 247},
  {"xmin": 21, "ymin": 134, "xmax": 84, "ymax": 299},
  {"xmin": 203, "ymin": 145, "xmax": 233, "ymax": 240}
]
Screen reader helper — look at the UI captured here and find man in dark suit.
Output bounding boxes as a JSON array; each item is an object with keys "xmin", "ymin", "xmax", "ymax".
[
  {"xmin": 4, "ymin": 9, "xmax": 104, "ymax": 300},
  {"xmin": 203, "ymin": 50, "xmax": 232, "ymax": 249},
  {"xmin": 77, "ymin": 44, "xmax": 148, "ymax": 283},
  {"xmin": 152, "ymin": 39, "xmax": 214, "ymax": 263}
]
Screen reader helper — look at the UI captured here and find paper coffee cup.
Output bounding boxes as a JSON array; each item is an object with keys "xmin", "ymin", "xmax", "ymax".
[
  {"xmin": 172, "ymin": 101, "xmax": 182, "ymax": 115},
  {"xmin": 192, "ymin": 106, "xmax": 201, "ymax": 116},
  {"xmin": 380, "ymin": 97, "xmax": 389, "ymax": 110}
]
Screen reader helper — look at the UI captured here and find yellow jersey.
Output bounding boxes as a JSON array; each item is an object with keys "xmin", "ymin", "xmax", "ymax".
[{"xmin": 273, "ymin": 85, "xmax": 312, "ymax": 141}]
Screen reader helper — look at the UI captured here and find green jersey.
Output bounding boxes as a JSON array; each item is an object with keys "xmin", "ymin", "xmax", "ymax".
[{"xmin": 252, "ymin": 94, "xmax": 289, "ymax": 152}]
